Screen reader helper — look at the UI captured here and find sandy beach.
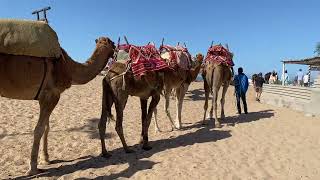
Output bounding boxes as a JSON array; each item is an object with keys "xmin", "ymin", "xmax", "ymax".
[{"xmin": 1, "ymin": 76, "xmax": 320, "ymax": 179}]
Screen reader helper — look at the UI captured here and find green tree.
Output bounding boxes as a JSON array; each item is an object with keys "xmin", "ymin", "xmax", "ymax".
[{"xmin": 315, "ymin": 42, "xmax": 320, "ymax": 56}]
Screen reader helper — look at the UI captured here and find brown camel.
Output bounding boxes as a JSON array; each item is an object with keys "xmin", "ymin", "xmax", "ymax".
[
  {"xmin": 201, "ymin": 46, "xmax": 233, "ymax": 128},
  {"xmin": 0, "ymin": 37, "xmax": 115, "ymax": 175},
  {"xmin": 154, "ymin": 52, "xmax": 204, "ymax": 131},
  {"xmin": 99, "ymin": 45, "xmax": 165, "ymax": 157}
]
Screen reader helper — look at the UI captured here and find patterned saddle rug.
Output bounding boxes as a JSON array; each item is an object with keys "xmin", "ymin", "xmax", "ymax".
[
  {"xmin": 205, "ymin": 45, "xmax": 234, "ymax": 67},
  {"xmin": 159, "ymin": 45, "xmax": 192, "ymax": 70},
  {"xmin": 111, "ymin": 43, "xmax": 168, "ymax": 77}
]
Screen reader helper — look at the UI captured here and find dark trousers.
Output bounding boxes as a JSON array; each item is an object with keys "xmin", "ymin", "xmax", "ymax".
[{"xmin": 236, "ymin": 92, "xmax": 247, "ymax": 114}]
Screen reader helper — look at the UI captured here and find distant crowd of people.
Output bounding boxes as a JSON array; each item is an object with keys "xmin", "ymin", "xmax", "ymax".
[
  {"xmin": 230, "ymin": 67, "xmax": 311, "ymax": 115},
  {"xmin": 283, "ymin": 69, "xmax": 310, "ymax": 87},
  {"xmin": 255, "ymin": 69, "xmax": 311, "ymax": 87}
]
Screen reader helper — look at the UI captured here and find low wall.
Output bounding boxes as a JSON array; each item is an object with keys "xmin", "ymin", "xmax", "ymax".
[
  {"xmin": 261, "ymin": 84, "xmax": 312, "ymax": 112},
  {"xmin": 306, "ymin": 78, "xmax": 320, "ymax": 115},
  {"xmin": 260, "ymin": 74, "xmax": 320, "ymax": 116}
]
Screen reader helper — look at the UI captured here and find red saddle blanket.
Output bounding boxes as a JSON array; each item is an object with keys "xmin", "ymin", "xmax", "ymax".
[
  {"xmin": 160, "ymin": 45, "xmax": 191, "ymax": 70},
  {"xmin": 116, "ymin": 44, "xmax": 168, "ymax": 77},
  {"xmin": 205, "ymin": 45, "xmax": 234, "ymax": 67}
]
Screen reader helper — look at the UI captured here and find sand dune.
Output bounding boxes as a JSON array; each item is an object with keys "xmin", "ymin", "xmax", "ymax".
[{"xmin": 0, "ymin": 76, "xmax": 320, "ymax": 179}]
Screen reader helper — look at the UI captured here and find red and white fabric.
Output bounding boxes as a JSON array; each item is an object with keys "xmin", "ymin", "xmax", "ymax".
[
  {"xmin": 160, "ymin": 45, "xmax": 192, "ymax": 70},
  {"xmin": 205, "ymin": 45, "xmax": 234, "ymax": 67}
]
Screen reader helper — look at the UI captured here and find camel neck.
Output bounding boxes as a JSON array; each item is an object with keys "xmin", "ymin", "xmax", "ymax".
[{"xmin": 63, "ymin": 46, "xmax": 113, "ymax": 85}]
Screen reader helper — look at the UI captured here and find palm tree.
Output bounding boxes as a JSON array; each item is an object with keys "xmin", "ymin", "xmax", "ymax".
[{"xmin": 315, "ymin": 42, "xmax": 320, "ymax": 56}]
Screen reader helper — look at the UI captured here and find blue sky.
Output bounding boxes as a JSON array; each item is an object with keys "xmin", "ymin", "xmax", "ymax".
[{"xmin": 1, "ymin": 0, "xmax": 319, "ymax": 77}]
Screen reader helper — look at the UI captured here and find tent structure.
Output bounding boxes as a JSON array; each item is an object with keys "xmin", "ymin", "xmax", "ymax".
[{"xmin": 281, "ymin": 56, "xmax": 320, "ymax": 85}]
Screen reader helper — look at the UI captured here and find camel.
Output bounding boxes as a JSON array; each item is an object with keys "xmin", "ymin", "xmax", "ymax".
[
  {"xmin": 252, "ymin": 74, "xmax": 258, "ymax": 86},
  {"xmin": 99, "ymin": 44, "xmax": 165, "ymax": 157},
  {"xmin": 201, "ymin": 45, "xmax": 233, "ymax": 128},
  {"xmin": 0, "ymin": 36, "xmax": 115, "ymax": 175},
  {"xmin": 154, "ymin": 50, "xmax": 204, "ymax": 131},
  {"xmin": 264, "ymin": 72, "xmax": 272, "ymax": 84}
]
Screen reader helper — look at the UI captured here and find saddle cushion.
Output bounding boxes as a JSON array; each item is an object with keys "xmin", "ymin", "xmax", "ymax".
[
  {"xmin": 205, "ymin": 45, "xmax": 234, "ymax": 67},
  {"xmin": 160, "ymin": 45, "xmax": 191, "ymax": 70},
  {"xmin": 112, "ymin": 44, "xmax": 168, "ymax": 77},
  {"xmin": 0, "ymin": 19, "xmax": 61, "ymax": 58}
]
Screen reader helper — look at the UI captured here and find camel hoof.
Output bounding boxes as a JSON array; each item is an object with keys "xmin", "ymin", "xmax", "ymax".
[
  {"xmin": 39, "ymin": 160, "xmax": 51, "ymax": 165},
  {"xmin": 125, "ymin": 148, "xmax": 135, "ymax": 153},
  {"xmin": 215, "ymin": 123, "xmax": 222, "ymax": 128},
  {"xmin": 101, "ymin": 152, "xmax": 112, "ymax": 158},
  {"xmin": 202, "ymin": 121, "xmax": 208, "ymax": 125},
  {"xmin": 26, "ymin": 168, "xmax": 44, "ymax": 176},
  {"xmin": 174, "ymin": 124, "xmax": 181, "ymax": 130},
  {"xmin": 142, "ymin": 144, "xmax": 152, "ymax": 151}
]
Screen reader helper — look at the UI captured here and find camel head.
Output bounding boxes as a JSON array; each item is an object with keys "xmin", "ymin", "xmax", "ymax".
[
  {"xmin": 95, "ymin": 37, "xmax": 116, "ymax": 50},
  {"xmin": 195, "ymin": 53, "xmax": 204, "ymax": 63}
]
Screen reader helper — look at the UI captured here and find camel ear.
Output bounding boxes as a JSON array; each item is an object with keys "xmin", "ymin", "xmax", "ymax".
[{"xmin": 95, "ymin": 39, "xmax": 98, "ymax": 43}]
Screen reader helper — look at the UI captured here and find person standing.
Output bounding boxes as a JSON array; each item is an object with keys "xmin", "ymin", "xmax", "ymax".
[
  {"xmin": 297, "ymin": 69, "xmax": 304, "ymax": 86},
  {"xmin": 282, "ymin": 70, "xmax": 289, "ymax": 85},
  {"xmin": 254, "ymin": 73, "xmax": 265, "ymax": 102},
  {"xmin": 269, "ymin": 71, "xmax": 277, "ymax": 84},
  {"xmin": 234, "ymin": 67, "xmax": 249, "ymax": 114},
  {"xmin": 303, "ymin": 72, "xmax": 310, "ymax": 87}
]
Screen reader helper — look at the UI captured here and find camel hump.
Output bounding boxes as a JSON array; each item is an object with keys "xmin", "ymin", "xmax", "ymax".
[
  {"xmin": 0, "ymin": 19, "xmax": 61, "ymax": 58},
  {"xmin": 160, "ymin": 45, "xmax": 191, "ymax": 70}
]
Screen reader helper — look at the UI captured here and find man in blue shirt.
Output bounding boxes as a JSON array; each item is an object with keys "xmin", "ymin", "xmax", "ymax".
[{"xmin": 234, "ymin": 67, "xmax": 249, "ymax": 114}]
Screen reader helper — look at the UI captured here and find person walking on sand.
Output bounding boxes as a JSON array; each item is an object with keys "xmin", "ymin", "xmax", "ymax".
[
  {"xmin": 234, "ymin": 67, "xmax": 249, "ymax": 114},
  {"xmin": 254, "ymin": 73, "xmax": 265, "ymax": 102}
]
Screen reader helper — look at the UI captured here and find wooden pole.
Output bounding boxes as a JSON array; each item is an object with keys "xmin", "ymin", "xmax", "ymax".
[
  {"xmin": 124, "ymin": 36, "xmax": 129, "ymax": 45},
  {"xmin": 282, "ymin": 62, "xmax": 286, "ymax": 86},
  {"xmin": 308, "ymin": 65, "xmax": 311, "ymax": 87}
]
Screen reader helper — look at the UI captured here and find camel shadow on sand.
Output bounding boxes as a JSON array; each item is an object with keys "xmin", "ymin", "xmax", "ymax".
[
  {"xmin": 16, "ymin": 126, "xmax": 231, "ymax": 180},
  {"xmin": 184, "ymin": 88, "xmax": 206, "ymax": 101},
  {"xmin": 199, "ymin": 109, "xmax": 275, "ymax": 128},
  {"xmin": 15, "ymin": 109, "xmax": 273, "ymax": 179}
]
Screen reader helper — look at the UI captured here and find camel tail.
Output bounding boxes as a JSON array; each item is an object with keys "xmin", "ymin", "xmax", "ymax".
[
  {"xmin": 209, "ymin": 69, "xmax": 214, "ymax": 94},
  {"xmin": 101, "ymin": 78, "xmax": 115, "ymax": 124}
]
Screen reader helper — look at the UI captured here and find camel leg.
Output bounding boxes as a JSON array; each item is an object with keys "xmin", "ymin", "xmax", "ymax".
[
  {"xmin": 153, "ymin": 107, "xmax": 161, "ymax": 132},
  {"xmin": 98, "ymin": 79, "xmax": 113, "ymax": 158},
  {"xmin": 141, "ymin": 94, "xmax": 160, "ymax": 150},
  {"xmin": 164, "ymin": 89, "xmax": 175, "ymax": 130},
  {"xmin": 114, "ymin": 97, "xmax": 133, "ymax": 153},
  {"xmin": 209, "ymin": 103, "xmax": 213, "ymax": 119},
  {"xmin": 40, "ymin": 120, "xmax": 50, "ymax": 165},
  {"xmin": 220, "ymin": 84, "xmax": 229, "ymax": 120},
  {"xmin": 202, "ymin": 77, "xmax": 210, "ymax": 124},
  {"xmin": 175, "ymin": 83, "xmax": 188, "ymax": 129},
  {"xmin": 27, "ymin": 91, "xmax": 59, "ymax": 175},
  {"xmin": 212, "ymin": 87, "xmax": 222, "ymax": 128},
  {"xmin": 140, "ymin": 98, "xmax": 148, "ymax": 144}
]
